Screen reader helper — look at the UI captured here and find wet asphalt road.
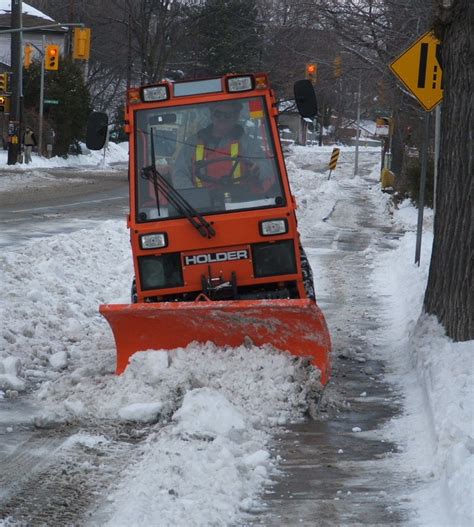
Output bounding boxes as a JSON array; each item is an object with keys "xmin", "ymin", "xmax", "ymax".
[
  {"xmin": 250, "ymin": 153, "xmax": 413, "ymax": 525},
  {"xmin": 0, "ymin": 165, "xmax": 128, "ymax": 248}
]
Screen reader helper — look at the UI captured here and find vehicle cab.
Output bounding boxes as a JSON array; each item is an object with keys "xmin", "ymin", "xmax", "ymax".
[{"xmin": 114, "ymin": 74, "xmax": 314, "ymax": 303}]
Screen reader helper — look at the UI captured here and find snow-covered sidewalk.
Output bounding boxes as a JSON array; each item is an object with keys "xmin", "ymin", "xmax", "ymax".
[
  {"xmin": 0, "ymin": 141, "xmax": 128, "ymax": 178},
  {"xmin": 371, "ymin": 207, "xmax": 473, "ymax": 527}
]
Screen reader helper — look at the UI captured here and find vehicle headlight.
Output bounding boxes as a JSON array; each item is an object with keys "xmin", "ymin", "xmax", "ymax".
[
  {"xmin": 142, "ymin": 85, "xmax": 168, "ymax": 102},
  {"xmin": 227, "ymin": 76, "xmax": 253, "ymax": 92},
  {"xmin": 260, "ymin": 219, "xmax": 288, "ymax": 236},
  {"xmin": 138, "ymin": 253, "xmax": 183, "ymax": 290},
  {"xmin": 252, "ymin": 240, "xmax": 296, "ymax": 278},
  {"xmin": 140, "ymin": 233, "xmax": 168, "ymax": 250}
]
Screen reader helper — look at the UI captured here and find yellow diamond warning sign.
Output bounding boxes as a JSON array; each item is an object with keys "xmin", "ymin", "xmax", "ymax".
[{"xmin": 390, "ymin": 31, "xmax": 443, "ymax": 112}]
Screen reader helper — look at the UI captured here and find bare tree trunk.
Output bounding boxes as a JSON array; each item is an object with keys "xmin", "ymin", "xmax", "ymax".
[{"xmin": 424, "ymin": 0, "xmax": 473, "ymax": 340}]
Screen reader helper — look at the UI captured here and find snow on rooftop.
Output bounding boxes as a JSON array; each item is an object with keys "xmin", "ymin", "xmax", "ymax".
[
  {"xmin": 340, "ymin": 118, "xmax": 377, "ymax": 136},
  {"xmin": 0, "ymin": 0, "xmax": 54, "ymax": 21}
]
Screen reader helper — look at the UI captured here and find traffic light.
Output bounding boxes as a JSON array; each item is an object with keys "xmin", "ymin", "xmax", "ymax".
[
  {"xmin": 45, "ymin": 44, "xmax": 60, "ymax": 70},
  {"xmin": 24, "ymin": 45, "xmax": 33, "ymax": 69},
  {"xmin": 0, "ymin": 95, "xmax": 10, "ymax": 113},
  {"xmin": 305, "ymin": 63, "xmax": 317, "ymax": 83},
  {"xmin": 0, "ymin": 73, "xmax": 8, "ymax": 92},
  {"xmin": 73, "ymin": 28, "xmax": 91, "ymax": 60}
]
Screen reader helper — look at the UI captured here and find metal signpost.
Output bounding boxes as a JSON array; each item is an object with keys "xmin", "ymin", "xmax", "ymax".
[
  {"xmin": 354, "ymin": 77, "xmax": 361, "ymax": 176},
  {"xmin": 38, "ymin": 35, "xmax": 45, "ymax": 154},
  {"xmin": 390, "ymin": 31, "xmax": 444, "ymax": 265}
]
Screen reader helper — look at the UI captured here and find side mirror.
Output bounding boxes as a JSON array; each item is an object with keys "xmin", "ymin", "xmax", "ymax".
[
  {"xmin": 86, "ymin": 112, "xmax": 109, "ymax": 150},
  {"xmin": 293, "ymin": 80, "xmax": 318, "ymax": 119}
]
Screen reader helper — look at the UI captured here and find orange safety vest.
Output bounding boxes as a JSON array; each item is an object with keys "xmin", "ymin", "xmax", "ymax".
[{"xmin": 193, "ymin": 141, "xmax": 242, "ymax": 188}]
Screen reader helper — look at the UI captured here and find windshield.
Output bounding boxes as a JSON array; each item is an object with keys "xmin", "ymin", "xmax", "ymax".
[{"xmin": 135, "ymin": 97, "xmax": 285, "ymax": 222}]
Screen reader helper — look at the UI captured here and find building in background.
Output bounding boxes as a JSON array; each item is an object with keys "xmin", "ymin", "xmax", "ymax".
[
  {"xmin": 0, "ymin": 1, "xmax": 66, "ymax": 147},
  {"xmin": 0, "ymin": 1, "xmax": 66, "ymax": 69}
]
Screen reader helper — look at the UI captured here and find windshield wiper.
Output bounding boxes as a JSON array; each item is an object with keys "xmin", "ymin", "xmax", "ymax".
[
  {"xmin": 142, "ymin": 131, "xmax": 215, "ymax": 238},
  {"xmin": 141, "ymin": 166, "xmax": 215, "ymax": 238}
]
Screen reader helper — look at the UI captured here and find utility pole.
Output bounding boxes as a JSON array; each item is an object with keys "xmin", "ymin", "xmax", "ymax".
[
  {"xmin": 68, "ymin": 0, "xmax": 75, "ymax": 55},
  {"xmin": 7, "ymin": 0, "xmax": 22, "ymax": 165},
  {"xmin": 318, "ymin": 99, "xmax": 324, "ymax": 147},
  {"xmin": 38, "ymin": 35, "xmax": 45, "ymax": 155},
  {"xmin": 354, "ymin": 76, "xmax": 361, "ymax": 176},
  {"xmin": 127, "ymin": 13, "xmax": 132, "ymax": 89}
]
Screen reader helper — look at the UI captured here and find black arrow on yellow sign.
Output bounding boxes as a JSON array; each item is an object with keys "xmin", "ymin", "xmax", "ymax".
[
  {"xmin": 417, "ymin": 42, "xmax": 444, "ymax": 90},
  {"xmin": 390, "ymin": 31, "xmax": 443, "ymax": 112}
]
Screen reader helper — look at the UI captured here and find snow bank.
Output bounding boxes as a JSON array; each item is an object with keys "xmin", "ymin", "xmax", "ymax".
[
  {"xmin": 0, "ymin": 208, "xmax": 321, "ymax": 524},
  {"xmin": 0, "ymin": 141, "xmax": 128, "ymax": 176},
  {"xmin": 0, "ymin": 220, "xmax": 131, "ymax": 395},
  {"xmin": 99, "ymin": 389, "xmax": 272, "ymax": 526},
  {"xmin": 410, "ymin": 318, "xmax": 474, "ymax": 525},
  {"xmin": 372, "ymin": 226, "xmax": 474, "ymax": 526}
]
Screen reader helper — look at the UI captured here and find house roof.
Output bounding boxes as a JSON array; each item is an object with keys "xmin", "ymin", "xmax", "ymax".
[
  {"xmin": 0, "ymin": 1, "xmax": 53, "ymax": 20},
  {"xmin": 0, "ymin": 1, "xmax": 66, "ymax": 32}
]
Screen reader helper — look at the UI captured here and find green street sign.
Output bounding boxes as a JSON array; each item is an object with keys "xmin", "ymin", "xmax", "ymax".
[{"xmin": 44, "ymin": 99, "xmax": 59, "ymax": 105}]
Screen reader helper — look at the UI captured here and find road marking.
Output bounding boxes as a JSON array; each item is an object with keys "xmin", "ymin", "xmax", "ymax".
[{"xmin": 10, "ymin": 196, "xmax": 125, "ymax": 213}]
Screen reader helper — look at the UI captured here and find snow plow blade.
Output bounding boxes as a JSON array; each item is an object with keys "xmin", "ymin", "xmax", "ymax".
[{"xmin": 100, "ymin": 299, "xmax": 331, "ymax": 384}]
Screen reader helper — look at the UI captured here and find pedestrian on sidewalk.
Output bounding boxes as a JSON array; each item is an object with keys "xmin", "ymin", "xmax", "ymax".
[{"xmin": 23, "ymin": 126, "xmax": 37, "ymax": 164}]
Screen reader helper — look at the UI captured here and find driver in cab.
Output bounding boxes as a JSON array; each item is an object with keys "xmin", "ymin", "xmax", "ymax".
[{"xmin": 172, "ymin": 101, "xmax": 263, "ymax": 191}]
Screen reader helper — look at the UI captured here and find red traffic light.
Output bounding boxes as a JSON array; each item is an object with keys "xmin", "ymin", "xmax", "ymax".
[
  {"xmin": 305, "ymin": 63, "xmax": 318, "ymax": 83},
  {"xmin": 0, "ymin": 95, "xmax": 9, "ymax": 113},
  {"xmin": 45, "ymin": 44, "xmax": 60, "ymax": 70}
]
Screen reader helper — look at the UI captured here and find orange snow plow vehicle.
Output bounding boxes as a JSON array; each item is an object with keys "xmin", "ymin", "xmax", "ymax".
[{"xmin": 87, "ymin": 73, "xmax": 331, "ymax": 384}]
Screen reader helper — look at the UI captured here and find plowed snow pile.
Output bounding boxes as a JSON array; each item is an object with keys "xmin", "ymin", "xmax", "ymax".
[{"xmin": 0, "ymin": 220, "xmax": 321, "ymax": 525}]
